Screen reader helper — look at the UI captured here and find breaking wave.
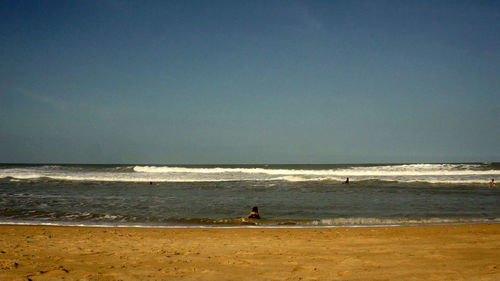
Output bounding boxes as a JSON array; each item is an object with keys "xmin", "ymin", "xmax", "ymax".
[{"xmin": 0, "ymin": 163, "xmax": 498, "ymax": 184}]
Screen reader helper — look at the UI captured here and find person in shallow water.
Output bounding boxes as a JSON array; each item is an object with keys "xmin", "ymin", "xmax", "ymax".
[
  {"xmin": 490, "ymin": 179, "xmax": 496, "ymax": 187},
  {"xmin": 344, "ymin": 177, "xmax": 350, "ymax": 184},
  {"xmin": 248, "ymin": 206, "xmax": 261, "ymax": 219}
]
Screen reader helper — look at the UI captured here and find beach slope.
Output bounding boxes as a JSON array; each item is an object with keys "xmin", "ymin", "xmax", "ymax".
[{"xmin": 0, "ymin": 224, "xmax": 499, "ymax": 280}]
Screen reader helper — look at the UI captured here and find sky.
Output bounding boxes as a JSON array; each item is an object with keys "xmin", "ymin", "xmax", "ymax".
[{"xmin": 1, "ymin": 0, "xmax": 499, "ymax": 164}]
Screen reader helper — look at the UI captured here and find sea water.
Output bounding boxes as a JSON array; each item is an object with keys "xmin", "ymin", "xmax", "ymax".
[{"xmin": 1, "ymin": 163, "xmax": 499, "ymax": 227}]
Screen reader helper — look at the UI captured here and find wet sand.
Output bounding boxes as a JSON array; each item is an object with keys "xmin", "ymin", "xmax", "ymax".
[{"xmin": 0, "ymin": 224, "xmax": 499, "ymax": 280}]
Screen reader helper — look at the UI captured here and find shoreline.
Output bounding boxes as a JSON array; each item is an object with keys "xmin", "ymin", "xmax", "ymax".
[
  {"xmin": 1, "ymin": 223, "xmax": 499, "ymax": 280},
  {"xmin": 1, "ymin": 219, "xmax": 499, "ymax": 229}
]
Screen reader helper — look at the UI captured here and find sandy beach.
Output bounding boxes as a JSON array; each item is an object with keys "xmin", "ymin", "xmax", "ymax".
[{"xmin": 0, "ymin": 224, "xmax": 498, "ymax": 280}]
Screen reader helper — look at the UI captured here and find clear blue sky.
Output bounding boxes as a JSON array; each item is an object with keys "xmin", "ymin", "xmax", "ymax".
[{"xmin": 1, "ymin": 0, "xmax": 499, "ymax": 164}]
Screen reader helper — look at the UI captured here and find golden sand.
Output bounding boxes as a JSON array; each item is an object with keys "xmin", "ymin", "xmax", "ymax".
[{"xmin": 0, "ymin": 224, "xmax": 499, "ymax": 280}]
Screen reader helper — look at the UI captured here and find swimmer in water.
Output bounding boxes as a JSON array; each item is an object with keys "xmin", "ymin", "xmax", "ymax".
[
  {"xmin": 248, "ymin": 206, "xmax": 261, "ymax": 219},
  {"xmin": 344, "ymin": 177, "xmax": 350, "ymax": 184},
  {"xmin": 490, "ymin": 179, "xmax": 496, "ymax": 188}
]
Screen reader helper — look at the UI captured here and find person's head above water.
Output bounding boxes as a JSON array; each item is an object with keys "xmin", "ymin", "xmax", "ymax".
[{"xmin": 248, "ymin": 206, "xmax": 261, "ymax": 219}]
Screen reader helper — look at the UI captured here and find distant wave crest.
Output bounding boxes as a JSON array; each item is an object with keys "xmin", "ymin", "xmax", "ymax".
[
  {"xmin": 0, "ymin": 164, "xmax": 498, "ymax": 184},
  {"xmin": 133, "ymin": 164, "xmax": 497, "ymax": 176}
]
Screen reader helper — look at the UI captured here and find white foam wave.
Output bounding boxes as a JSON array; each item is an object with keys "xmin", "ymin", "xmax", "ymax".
[
  {"xmin": 1, "ymin": 164, "xmax": 498, "ymax": 184},
  {"xmin": 134, "ymin": 164, "xmax": 497, "ymax": 176},
  {"xmin": 272, "ymin": 176, "xmax": 310, "ymax": 182},
  {"xmin": 314, "ymin": 217, "xmax": 500, "ymax": 226}
]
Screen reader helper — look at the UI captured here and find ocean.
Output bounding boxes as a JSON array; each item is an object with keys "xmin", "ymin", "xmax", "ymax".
[{"xmin": 1, "ymin": 163, "xmax": 499, "ymax": 227}]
